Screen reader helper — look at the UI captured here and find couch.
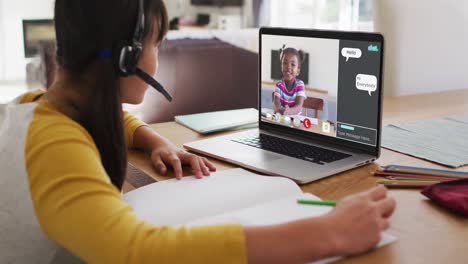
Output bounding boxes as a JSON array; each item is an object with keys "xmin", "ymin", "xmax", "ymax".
[
  {"xmin": 127, "ymin": 38, "xmax": 258, "ymax": 123},
  {"xmin": 35, "ymin": 38, "xmax": 259, "ymax": 124}
]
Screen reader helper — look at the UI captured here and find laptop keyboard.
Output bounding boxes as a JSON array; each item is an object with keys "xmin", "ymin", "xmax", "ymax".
[{"xmin": 232, "ymin": 134, "xmax": 351, "ymax": 165}]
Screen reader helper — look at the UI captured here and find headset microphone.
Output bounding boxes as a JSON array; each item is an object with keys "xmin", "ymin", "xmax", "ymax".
[{"xmin": 135, "ymin": 67, "xmax": 172, "ymax": 101}]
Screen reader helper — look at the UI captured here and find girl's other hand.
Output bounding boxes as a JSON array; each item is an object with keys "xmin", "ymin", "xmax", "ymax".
[{"xmin": 150, "ymin": 141, "xmax": 216, "ymax": 179}]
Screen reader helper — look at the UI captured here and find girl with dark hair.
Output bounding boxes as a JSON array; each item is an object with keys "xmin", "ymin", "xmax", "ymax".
[
  {"xmin": 0, "ymin": 0, "xmax": 395, "ymax": 263},
  {"xmin": 274, "ymin": 46, "xmax": 307, "ymax": 116}
]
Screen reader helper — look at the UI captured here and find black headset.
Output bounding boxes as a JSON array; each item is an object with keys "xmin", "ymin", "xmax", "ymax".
[{"xmin": 117, "ymin": 0, "xmax": 173, "ymax": 102}]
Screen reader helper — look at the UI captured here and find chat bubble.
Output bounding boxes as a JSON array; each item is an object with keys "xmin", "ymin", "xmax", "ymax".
[
  {"xmin": 341, "ymin": 48, "xmax": 362, "ymax": 62},
  {"xmin": 356, "ymin": 74, "xmax": 378, "ymax": 96}
]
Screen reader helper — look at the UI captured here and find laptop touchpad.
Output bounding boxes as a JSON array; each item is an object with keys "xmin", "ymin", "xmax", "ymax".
[{"xmin": 240, "ymin": 152, "xmax": 283, "ymax": 163}]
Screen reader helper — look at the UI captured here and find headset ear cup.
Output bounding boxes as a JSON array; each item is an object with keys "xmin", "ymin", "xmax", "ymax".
[
  {"xmin": 120, "ymin": 45, "xmax": 142, "ymax": 76},
  {"xmin": 116, "ymin": 42, "xmax": 129, "ymax": 76},
  {"xmin": 116, "ymin": 44, "xmax": 141, "ymax": 76},
  {"xmin": 119, "ymin": 47, "xmax": 127, "ymax": 76},
  {"xmin": 130, "ymin": 45, "xmax": 143, "ymax": 73}
]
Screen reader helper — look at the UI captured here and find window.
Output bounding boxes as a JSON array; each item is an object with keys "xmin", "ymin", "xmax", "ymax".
[{"xmin": 268, "ymin": 0, "xmax": 373, "ymax": 31}]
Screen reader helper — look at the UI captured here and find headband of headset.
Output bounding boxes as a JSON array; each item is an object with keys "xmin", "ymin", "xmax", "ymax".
[{"xmin": 115, "ymin": 0, "xmax": 173, "ymax": 102}]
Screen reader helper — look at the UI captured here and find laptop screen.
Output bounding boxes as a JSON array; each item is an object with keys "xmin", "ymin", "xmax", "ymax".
[{"xmin": 260, "ymin": 29, "xmax": 383, "ymax": 148}]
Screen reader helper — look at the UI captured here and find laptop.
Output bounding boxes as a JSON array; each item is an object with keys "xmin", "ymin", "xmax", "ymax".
[{"xmin": 184, "ymin": 27, "xmax": 384, "ymax": 184}]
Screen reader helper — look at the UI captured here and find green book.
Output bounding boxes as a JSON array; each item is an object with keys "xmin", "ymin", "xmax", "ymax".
[{"xmin": 175, "ymin": 108, "xmax": 258, "ymax": 134}]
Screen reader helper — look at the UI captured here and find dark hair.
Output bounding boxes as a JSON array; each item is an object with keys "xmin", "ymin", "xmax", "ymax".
[
  {"xmin": 54, "ymin": 0, "xmax": 168, "ymax": 189},
  {"xmin": 280, "ymin": 46, "xmax": 305, "ymax": 69}
]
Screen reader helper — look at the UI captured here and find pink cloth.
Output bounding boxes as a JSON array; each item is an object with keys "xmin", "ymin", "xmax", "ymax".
[{"xmin": 421, "ymin": 179, "xmax": 468, "ymax": 217}]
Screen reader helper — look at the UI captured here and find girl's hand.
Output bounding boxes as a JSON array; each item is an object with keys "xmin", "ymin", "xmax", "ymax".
[
  {"xmin": 150, "ymin": 141, "xmax": 216, "ymax": 179},
  {"xmin": 284, "ymin": 106, "xmax": 291, "ymax": 115},
  {"xmin": 244, "ymin": 186, "xmax": 395, "ymax": 264},
  {"xmin": 323, "ymin": 185, "xmax": 396, "ymax": 256}
]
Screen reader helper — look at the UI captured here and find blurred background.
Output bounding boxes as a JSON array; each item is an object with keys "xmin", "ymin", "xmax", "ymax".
[
  {"xmin": 0, "ymin": 0, "xmax": 373, "ymax": 102},
  {"xmin": 1, "ymin": 0, "xmax": 467, "ymax": 109}
]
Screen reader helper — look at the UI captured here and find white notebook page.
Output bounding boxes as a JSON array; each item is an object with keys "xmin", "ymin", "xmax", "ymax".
[{"xmin": 123, "ymin": 168, "xmax": 302, "ymax": 225}]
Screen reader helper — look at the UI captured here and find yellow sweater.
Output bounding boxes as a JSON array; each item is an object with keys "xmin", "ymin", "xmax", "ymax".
[{"xmin": 0, "ymin": 90, "xmax": 246, "ymax": 263}]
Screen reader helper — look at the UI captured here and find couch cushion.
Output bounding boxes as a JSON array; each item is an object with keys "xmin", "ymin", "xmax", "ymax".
[{"xmin": 129, "ymin": 38, "xmax": 259, "ymax": 123}]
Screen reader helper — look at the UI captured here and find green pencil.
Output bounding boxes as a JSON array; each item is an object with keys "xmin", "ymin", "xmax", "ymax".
[{"xmin": 297, "ymin": 199, "xmax": 337, "ymax": 207}]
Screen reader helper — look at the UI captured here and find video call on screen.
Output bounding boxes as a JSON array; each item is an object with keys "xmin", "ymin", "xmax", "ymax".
[{"xmin": 260, "ymin": 34, "xmax": 381, "ymax": 146}]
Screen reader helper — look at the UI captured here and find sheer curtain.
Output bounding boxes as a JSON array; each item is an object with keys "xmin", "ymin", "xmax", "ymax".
[
  {"xmin": 252, "ymin": 0, "xmax": 270, "ymax": 27},
  {"xmin": 254, "ymin": 0, "xmax": 373, "ymax": 31}
]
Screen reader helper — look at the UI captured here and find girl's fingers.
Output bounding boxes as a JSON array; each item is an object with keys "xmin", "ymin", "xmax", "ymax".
[
  {"xmin": 152, "ymin": 154, "xmax": 167, "ymax": 175},
  {"xmin": 180, "ymin": 152, "xmax": 203, "ymax": 179},
  {"xmin": 203, "ymin": 157, "xmax": 217, "ymax": 172},
  {"xmin": 165, "ymin": 154, "xmax": 183, "ymax": 179},
  {"xmin": 376, "ymin": 197, "xmax": 397, "ymax": 219},
  {"xmin": 379, "ymin": 218, "xmax": 390, "ymax": 231},
  {"xmin": 158, "ymin": 150, "xmax": 216, "ymax": 179},
  {"xmin": 367, "ymin": 185, "xmax": 388, "ymax": 201},
  {"xmin": 198, "ymin": 157, "xmax": 210, "ymax": 176}
]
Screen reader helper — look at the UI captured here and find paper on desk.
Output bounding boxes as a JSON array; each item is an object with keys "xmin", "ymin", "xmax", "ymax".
[
  {"xmin": 446, "ymin": 114, "xmax": 468, "ymax": 125},
  {"xmin": 311, "ymin": 233, "xmax": 396, "ymax": 264},
  {"xmin": 382, "ymin": 114, "xmax": 468, "ymax": 167},
  {"xmin": 185, "ymin": 192, "xmax": 396, "ymax": 264},
  {"xmin": 124, "ymin": 168, "xmax": 397, "ymax": 263}
]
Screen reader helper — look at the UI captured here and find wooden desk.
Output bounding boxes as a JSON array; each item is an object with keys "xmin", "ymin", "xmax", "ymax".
[{"xmin": 126, "ymin": 89, "xmax": 468, "ymax": 264}]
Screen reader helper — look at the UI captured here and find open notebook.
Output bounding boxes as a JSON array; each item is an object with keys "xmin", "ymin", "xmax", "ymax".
[{"xmin": 123, "ymin": 168, "xmax": 396, "ymax": 263}]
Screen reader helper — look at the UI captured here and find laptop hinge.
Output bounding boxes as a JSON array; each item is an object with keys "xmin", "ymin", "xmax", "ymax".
[{"xmin": 258, "ymin": 128, "xmax": 366, "ymax": 155}]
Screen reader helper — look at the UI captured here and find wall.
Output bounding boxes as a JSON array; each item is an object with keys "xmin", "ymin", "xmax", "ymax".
[
  {"xmin": 164, "ymin": 0, "xmax": 253, "ymax": 28},
  {"xmin": 373, "ymin": 0, "xmax": 468, "ymax": 96},
  {"xmin": 261, "ymin": 34, "xmax": 340, "ymax": 96},
  {"xmin": 0, "ymin": 0, "xmax": 252, "ymax": 81},
  {"xmin": 0, "ymin": 0, "xmax": 55, "ymax": 81}
]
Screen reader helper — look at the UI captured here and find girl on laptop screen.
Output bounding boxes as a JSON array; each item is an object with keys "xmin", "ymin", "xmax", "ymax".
[
  {"xmin": 273, "ymin": 46, "xmax": 307, "ymax": 115},
  {"xmin": 0, "ymin": 0, "xmax": 396, "ymax": 263}
]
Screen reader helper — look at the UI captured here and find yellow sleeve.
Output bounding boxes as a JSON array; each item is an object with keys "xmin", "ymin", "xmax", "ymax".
[
  {"xmin": 123, "ymin": 111, "xmax": 147, "ymax": 148},
  {"xmin": 19, "ymin": 89, "xmax": 46, "ymax": 104},
  {"xmin": 26, "ymin": 106, "xmax": 247, "ymax": 264}
]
